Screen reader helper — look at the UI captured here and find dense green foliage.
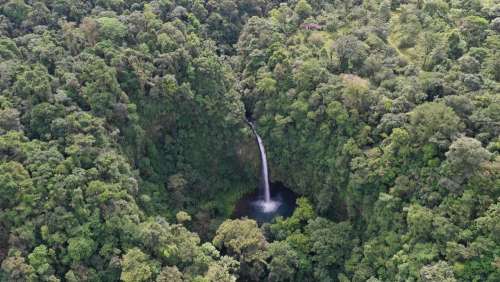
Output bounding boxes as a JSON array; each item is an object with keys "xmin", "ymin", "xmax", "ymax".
[{"xmin": 0, "ymin": 0, "xmax": 499, "ymax": 281}]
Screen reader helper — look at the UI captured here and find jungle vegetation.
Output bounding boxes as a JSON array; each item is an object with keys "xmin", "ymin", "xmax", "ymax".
[{"xmin": 0, "ymin": 0, "xmax": 499, "ymax": 281}]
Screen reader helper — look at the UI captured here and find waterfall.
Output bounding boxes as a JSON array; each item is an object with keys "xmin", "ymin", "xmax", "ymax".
[
  {"xmin": 248, "ymin": 122, "xmax": 271, "ymax": 202},
  {"xmin": 248, "ymin": 121, "xmax": 280, "ymax": 212}
]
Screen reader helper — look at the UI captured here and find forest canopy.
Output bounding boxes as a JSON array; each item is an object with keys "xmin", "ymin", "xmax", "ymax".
[{"xmin": 0, "ymin": 0, "xmax": 499, "ymax": 281}]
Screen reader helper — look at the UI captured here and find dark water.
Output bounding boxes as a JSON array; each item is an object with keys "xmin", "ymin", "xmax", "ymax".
[{"xmin": 232, "ymin": 182, "xmax": 297, "ymax": 224}]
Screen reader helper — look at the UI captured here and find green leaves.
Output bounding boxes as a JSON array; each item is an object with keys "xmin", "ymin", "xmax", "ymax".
[
  {"xmin": 28, "ymin": 245, "xmax": 54, "ymax": 277},
  {"xmin": 213, "ymin": 219, "xmax": 267, "ymax": 262},
  {"xmin": 67, "ymin": 237, "xmax": 96, "ymax": 263},
  {"xmin": 408, "ymin": 102, "xmax": 463, "ymax": 149},
  {"xmin": 0, "ymin": 37, "xmax": 20, "ymax": 60},
  {"xmin": 266, "ymin": 241, "xmax": 299, "ymax": 282},
  {"xmin": 0, "ymin": 161, "xmax": 30, "ymax": 210},
  {"xmin": 13, "ymin": 65, "xmax": 52, "ymax": 102},
  {"xmin": 96, "ymin": 17, "xmax": 127, "ymax": 42},
  {"xmin": 120, "ymin": 248, "xmax": 154, "ymax": 282},
  {"xmin": 295, "ymin": 0, "xmax": 313, "ymax": 20},
  {"xmin": 444, "ymin": 137, "xmax": 492, "ymax": 180},
  {"xmin": 213, "ymin": 219, "xmax": 267, "ymax": 280},
  {"xmin": 406, "ymin": 204, "xmax": 433, "ymax": 240},
  {"xmin": 2, "ymin": 0, "xmax": 31, "ymax": 24},
  {"xmin": 0, "ymin": 0, "xmax": 498, "ymax": 281},
  {"xmin": 460, "ymin": 16, "xmax": 489, "ymax": 47}
]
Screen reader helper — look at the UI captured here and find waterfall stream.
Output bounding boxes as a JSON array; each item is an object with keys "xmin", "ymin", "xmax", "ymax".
[
  {"xmin": 248, "ymin": 122, "xmax": 271, "ymax": 201},
  {"xmin": 248, "ymin": 121, "xmax": 280, "ymax": 213}
]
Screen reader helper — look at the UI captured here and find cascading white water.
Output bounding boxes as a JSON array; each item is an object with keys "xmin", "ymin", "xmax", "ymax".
[
  {"xmin": 248, "ymin": 121, "xmax": 280, "ymax": 213},
  {"xmin": 253, "ymin": 126, "xmax": 271, "ymax": 202}
]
